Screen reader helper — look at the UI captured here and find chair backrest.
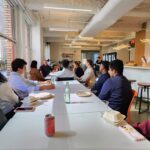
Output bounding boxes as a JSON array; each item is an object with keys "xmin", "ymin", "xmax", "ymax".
[
  {"xmin": 57, "ymin": 77, "xmax": 74, "ymax": 81},
  {"xmin": 0, "ymin": 109, "xmax": 7, "ymax": 130},
  {"xmin": 0, "ymin": 100, "xmax": 15, "ymax": 119},
  {"xmin": 127, "ymin": 89, "xmax": 138, "ymax": 123},
  {"xmin": 0, "ymin": 100, "xmax": 14, "ymax": 115}
]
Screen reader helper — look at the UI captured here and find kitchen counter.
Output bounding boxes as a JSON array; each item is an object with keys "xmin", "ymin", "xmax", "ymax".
[
  {"xmin": 125, "ymin": 65, "xmax": 150, "ymax": 70},
  {"xmin": 124, "ymin": 66, "xmax": 150, "ymax": 95}
]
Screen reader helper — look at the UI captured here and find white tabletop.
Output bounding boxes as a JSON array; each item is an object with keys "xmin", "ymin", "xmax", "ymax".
[
  {"xmin": 0, "ymin": 80, "xmax": 150, "ymax": 150},
  {"xmin": 51, "ymin": 81, "xmax": 109, "ymax": 115},
  {"xmin": 45, "ymin": 75, "xmax": 51, "ymax": 80}
]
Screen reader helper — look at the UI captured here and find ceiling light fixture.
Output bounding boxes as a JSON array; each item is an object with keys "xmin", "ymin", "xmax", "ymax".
[
  {"xmin": 44, "ymin": 6, "xmax": 92, "ymax": 12},
  {"xmin": 69, "ymin": 20, "xmax": 88, "ymax": 24},
  {"xmin": 140, "ymin": 39, "xmax": 150, "ymax": 44},
  {"xmin": 78, "ymin": 35, "xmax": 101, "ymax": 42},
  {"xmin": 63, "ymin": 46, "xmax": 82, "ymax": 49},
  {"xmin": 113, "ymin": 44, "xmax": 129, "ymax": 50},
  {"xmin": 71, "ymin": 42, "xmax": 100, "ymax": 46},
  {"xmin": 78, "ymin": 35, "xmax": 94, "ymax": 40},
  {"xmin": 49, "ymin": 27, "xmax": 79, "ymax": 32}
]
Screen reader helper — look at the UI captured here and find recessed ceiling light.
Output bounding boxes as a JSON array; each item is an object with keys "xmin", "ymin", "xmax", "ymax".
[
  {"xmin": 49, "ymin": 27, "xmax": 79, "ymax": 32},
  {"xmin": 44, "ymin": 6, "xmax": 92, "ymax": 12},
  {"xmin": 69, "ymin": 20, "xmax": 88, "ymax": 24}
]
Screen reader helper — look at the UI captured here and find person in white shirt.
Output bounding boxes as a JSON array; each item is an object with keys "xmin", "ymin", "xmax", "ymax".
[
  {"xmin": 79, "ymin": 59, "xmax": 96, "ymax": 88},
  {"xmin": 50, "ymin": 59, "xmax": 74, "ymax": 78},
  {"xmin": 0, "ymin": 72, "xmax": 19, "ymax": 105}
]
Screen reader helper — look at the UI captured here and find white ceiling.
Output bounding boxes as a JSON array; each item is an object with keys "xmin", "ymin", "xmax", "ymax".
[
  {"xmin": 24, "ymin": 0, "xmax": 107, "ymax": 29},
  {"xmin": 24, "ymin": 0, "xmax": 150, "ymax": 48}
]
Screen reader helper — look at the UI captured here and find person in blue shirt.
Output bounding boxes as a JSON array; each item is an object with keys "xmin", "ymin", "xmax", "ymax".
[
  {"xmin": 8, "ymin": 58, "xmax": 55, "ymax": 99},
  {"xmin": 91, "ymin": 61, "xmax": 110, "ymax": 96},
  {"xmin": 99, "ymin": 59, "xmax": 132, "ymax": 116}
]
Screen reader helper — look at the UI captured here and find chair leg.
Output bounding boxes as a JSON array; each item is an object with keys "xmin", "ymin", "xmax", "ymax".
[
  {"xmin": 135, "ymin": 87, "xmax": 140, "ymax": 109},
  {"xmin": 139, "ymin": 87, "xmax": 143, "ymax": 114},
  {"xmin": 127, "ymin": 114, "xmax": 131, "ymax": 124}
]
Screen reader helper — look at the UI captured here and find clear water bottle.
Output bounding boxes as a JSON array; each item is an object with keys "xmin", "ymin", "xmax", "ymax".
[
  {"xmin": 64, "ymin": 82, "xmax": 70, "ymax": 104},
  {"xmin": 51, "ymin": 75, "xmax": 56, "ymax": 85}
]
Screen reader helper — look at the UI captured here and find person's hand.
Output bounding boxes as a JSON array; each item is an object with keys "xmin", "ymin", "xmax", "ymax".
[
  {"xmin": 73, "ymin": 67, "xmax": 75, "ymax": 72},
  {"xmin": 77, "ymin": 77, "xmax": 81, "ymax": 81},
  {"xmin": 45, "ymin": 80, "xmax": 51, "ymax": 84},
  {"xmin": 46, "ymin": 84, "xmax": 55, "ymax": 90},
  {"xmin": 38, "ymin": 80, "xmax": 51, "ymax": 85},
  {"xmin": 40, "ymin": 84, "xmax": 55, "ymax": 90}
]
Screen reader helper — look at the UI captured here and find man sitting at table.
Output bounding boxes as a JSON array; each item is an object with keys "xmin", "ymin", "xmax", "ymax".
[
  {"xmin": 99, "ymin": 59, "xmax": 132, "ymax": 116},
  {"xmin": 8, "ymin": 58, "xmax": 55, "ymax": 98},
  {"xmin": 39, "ymin": 60, "xmax": 51, "ymax": 77},
  {"xmin": 91, "ymin": 61, "xmax": 110, "ymax": 96},
  {"xmin": 50, "ymin": 59, "xmax": 74, "ymax": 78}
]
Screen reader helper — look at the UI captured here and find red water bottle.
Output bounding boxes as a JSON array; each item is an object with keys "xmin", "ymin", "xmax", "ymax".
[{"xmin": 45, "ymin": 114, "xmax": 55, "ymax": 137}]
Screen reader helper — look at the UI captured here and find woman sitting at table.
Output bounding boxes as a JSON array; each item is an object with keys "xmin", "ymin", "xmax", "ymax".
[
  {"xmin": 73, "ymin": 61, "xmax": 84, "ymax": 78},
  {"xmin": 91, "ymin": 61, "xmax": 110, "ymax": 96},
  {"xmin": 79, "ymin": 59, "xmax": 96, "ymax": 88},
  {"xmin": 51, "ymin": 64, "xmax": 60, "ymax": 73},
  {"xmin": 30, "ymin": 60, "xmax": 45, "ymax": 81},
  {"xmin": 0, "ymin": 72, "xmax": 19, "ymax": 105}
]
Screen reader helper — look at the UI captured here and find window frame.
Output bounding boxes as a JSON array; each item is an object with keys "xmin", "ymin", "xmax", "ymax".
[{"xmin": 0, "ymin": 0, "xmax": 16, "ymax": 70}]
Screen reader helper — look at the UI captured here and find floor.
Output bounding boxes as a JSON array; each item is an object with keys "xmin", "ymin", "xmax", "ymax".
[{"xmin": 130, "ymin": 101, "xmax": 150, "ymax": 125}]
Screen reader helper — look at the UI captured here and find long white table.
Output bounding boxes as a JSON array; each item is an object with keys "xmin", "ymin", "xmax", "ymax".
[
  {"xmin": 51, "ymin": 81, "xmax": 109, "ymax": 115},
  {"xmin": 0, "ymin": 80, "xmax": 150, "ymax": 150}
]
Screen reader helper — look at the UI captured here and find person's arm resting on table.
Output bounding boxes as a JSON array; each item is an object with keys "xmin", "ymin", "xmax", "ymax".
[{"xmin": 99, "ymin": 79, "xmax": 111, "ymax": 100}]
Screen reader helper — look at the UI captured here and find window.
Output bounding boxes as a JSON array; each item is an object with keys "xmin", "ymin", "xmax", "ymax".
[
  {"xmin": 0, "ymin": 0, "xmax": 15, "ymax": 71},
  {"xmin": 103, "ymin": 52, "xmax": 117, "ymax": 62},
  {"xmin": 81, "ymin": 51, "xmax": 99, "ymax": 64},
  {"xmin": 0, "ymin": 37, "xmax": 14, "ymax": 70}
]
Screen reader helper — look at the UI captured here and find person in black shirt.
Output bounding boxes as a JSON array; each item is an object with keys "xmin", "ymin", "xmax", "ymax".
[
  {"xmin": 94, "ymin": 56, "xmax": 102, "ymax": 76},
  {"xmin": 96, "ymin": 56, "xmax": 102, "ymax": 65},
  {"xmin": 39, "ymin": 60, "xmax": 51, "ymax": 77},
  {"xmin": 73, "ymin": 61, "xmax": 84, "ymax": 78},
  {"xmin": 91, "ymin": 61, "xmax": 110, "ymax": 96}
]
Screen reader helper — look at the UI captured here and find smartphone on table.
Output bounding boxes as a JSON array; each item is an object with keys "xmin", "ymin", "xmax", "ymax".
[{"xmin": 14, "ymin": 107, "xmax": 35, "ymax": 112}]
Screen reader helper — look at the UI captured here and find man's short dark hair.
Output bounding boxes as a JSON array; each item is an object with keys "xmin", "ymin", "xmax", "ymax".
[
  {"xmin": 110, "ymin": 59, "xmax": 124, "ymax": 75},
  {"xmin": 30, "ymin": 60, "xmax": 37, "ymax": 68},
  {"xmin": 62, "ymin": 59, "xmax": 69, "ymax": 68},
  {"xmin": 101, "ymin": 61, "xmax": 109, "ymax": 71},
  {"xmin": 11, "ymin": 58, "xmax": 27, "ymax": 72}
]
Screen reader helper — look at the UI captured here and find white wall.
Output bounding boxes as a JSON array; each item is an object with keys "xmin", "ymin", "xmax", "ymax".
[
  {"xmin": 31, "ymin": 18, "xmax": 43, "ymax": 68},
  {"xmin": 101, "ymin": 41, "xmax": 135, "ymax": 63},
  {"xmin": 50, "ymin": 44, "xmax": 101, "ymax": 62},
  {"xmin": 44, "ymin": 43, "xmax": 50, "ymax": 60},
  {"xmin": 15, "ymin": 8, "xmax": 25, "ymax": 59},
  {"xmin": 40, "ymin": 26, "xmax": 44, "ymax": 61},
  {"xmin": 130, "ymin": 48, "xmax": 135, "ymax": 61}
]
